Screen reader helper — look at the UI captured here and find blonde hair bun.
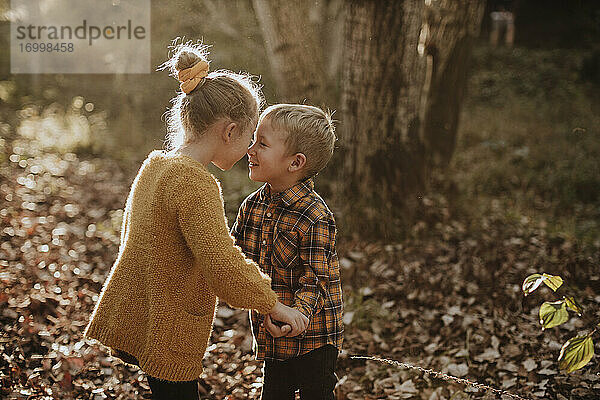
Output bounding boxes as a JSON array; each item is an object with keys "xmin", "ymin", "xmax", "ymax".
[
  {"xmin": 158, "ymin": 39, "xmax": 211, "ymax": 80},
  {"xmin": 175, "ymin": 50, "xmax": 207, "ymax": 74}
]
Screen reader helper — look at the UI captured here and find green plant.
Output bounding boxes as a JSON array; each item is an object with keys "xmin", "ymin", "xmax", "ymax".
[{"xmin": 522, "ymin": 273, "xmax": 597, "ymax": 373}]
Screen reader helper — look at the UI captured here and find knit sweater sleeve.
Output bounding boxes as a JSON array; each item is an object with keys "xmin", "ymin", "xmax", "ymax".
[
  {"xmin": 230, "ymin": 196, "xmax": 247, "ymax": 243},
  {"xmin": 168, "ymin": 169, "xmax": 277, "ymax": 314}
]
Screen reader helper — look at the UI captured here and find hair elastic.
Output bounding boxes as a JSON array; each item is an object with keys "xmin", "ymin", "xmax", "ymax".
[{"xmin": 178, "ymin": 60, "xmax": 209, "ymax": 94}]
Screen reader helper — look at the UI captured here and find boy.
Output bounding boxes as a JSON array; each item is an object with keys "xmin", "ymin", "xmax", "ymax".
[{"xmin": 231, "ymin": 104, "xmax": 343, "ymax": 400}]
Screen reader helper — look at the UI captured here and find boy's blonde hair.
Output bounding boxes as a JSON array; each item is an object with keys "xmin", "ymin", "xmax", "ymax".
[
  {"xmin": 261, "ymin": 104, "xmax": 336, "ymax": 178},
  {"xmin": 159, "ymin": 40, "xmax": 263, "ymax": 151}
]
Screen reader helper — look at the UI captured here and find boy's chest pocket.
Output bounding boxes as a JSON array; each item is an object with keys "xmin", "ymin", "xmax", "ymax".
[{"xmin": 271, "ymin": 229, "xmax": 300, "ymax": 269}]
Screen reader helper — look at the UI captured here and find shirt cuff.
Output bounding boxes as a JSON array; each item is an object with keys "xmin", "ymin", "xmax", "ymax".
[
  {"xmin": 293, "ymin": 302, "xmax": 313, "ymax": 319},
  {"xmin": 292, "ymin": 304, "xmax": 313, "ymax": 339}
]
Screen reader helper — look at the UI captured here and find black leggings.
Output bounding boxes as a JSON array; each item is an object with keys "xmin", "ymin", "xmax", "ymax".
[{"xmin": 146, "ymin": 375, "xmax": 199, "ymax": 400}]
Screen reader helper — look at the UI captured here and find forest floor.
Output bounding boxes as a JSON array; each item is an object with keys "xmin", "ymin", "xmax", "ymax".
[{"xmin": 1, "ymin": 129, "xmax": 599, "ymax": 400}]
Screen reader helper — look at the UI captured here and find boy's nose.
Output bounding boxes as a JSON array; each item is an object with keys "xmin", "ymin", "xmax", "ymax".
[{"xmin": 247, "ymin": 143, "xmax": 257, "ymax": 155}]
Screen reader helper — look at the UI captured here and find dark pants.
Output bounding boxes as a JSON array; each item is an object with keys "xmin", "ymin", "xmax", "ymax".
[
  {"xmin": 146, "ymin": 375, "xmax": 199, "ymax": 400},
  {"xmin": 261, "ymin": 345, "xmax": 338, "ymax": 400}
]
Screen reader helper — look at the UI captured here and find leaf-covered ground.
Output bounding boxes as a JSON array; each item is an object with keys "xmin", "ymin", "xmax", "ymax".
[{"xmin": 1, "ymin": 141, "xmax": 599, "ymax": 399}]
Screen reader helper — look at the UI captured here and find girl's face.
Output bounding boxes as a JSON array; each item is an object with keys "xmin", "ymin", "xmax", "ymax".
[{"xmin": 212, "ymin": 118, "xmax": 256, "ymax": 171}]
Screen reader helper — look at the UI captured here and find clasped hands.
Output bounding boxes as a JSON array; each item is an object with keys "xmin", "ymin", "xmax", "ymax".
[{"xmin": 266, "ymin": 301, "xmax": 309, "ymax": 338}]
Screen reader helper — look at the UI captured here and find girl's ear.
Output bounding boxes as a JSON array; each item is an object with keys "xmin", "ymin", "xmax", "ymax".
[
  {"xmin": 289, "ymin": 153, "xmax": 307, "ymax": 172},
  {"xmin": 222, "ymin": 122, "xmax": 238, "ymax": 143}
]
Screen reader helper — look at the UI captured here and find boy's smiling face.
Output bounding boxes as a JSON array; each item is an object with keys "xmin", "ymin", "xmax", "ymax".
[{"xmin": 247, "ymin": 117, "xmax": 298, "ymax": 191}]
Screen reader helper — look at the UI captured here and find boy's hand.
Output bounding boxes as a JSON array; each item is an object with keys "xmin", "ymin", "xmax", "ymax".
[
  {"xmin": 268, "ymin": 301, "xmax": 309, "ymax": 336},
  {"xmin": 263, "ymin": 315, "xmax": 292, "ymax": 337}
]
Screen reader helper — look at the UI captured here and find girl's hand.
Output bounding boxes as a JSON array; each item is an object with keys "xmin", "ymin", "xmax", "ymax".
[{"xmin": 268, "ymin": 301, "xmax": 309, "ymax": 336}]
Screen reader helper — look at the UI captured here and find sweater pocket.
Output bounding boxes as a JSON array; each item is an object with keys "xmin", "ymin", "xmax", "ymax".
[{"xmin": 169, "ymin": 311, "xmax": 214, "ymax": 355}]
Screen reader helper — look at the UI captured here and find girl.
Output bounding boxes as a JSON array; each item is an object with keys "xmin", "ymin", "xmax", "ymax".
[{"xmin": 84, "ymin": 41, "xmax": 308, "ymax": 399}]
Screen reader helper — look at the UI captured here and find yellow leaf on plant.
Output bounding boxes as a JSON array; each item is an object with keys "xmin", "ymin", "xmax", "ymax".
[{"xmin": 558, "ymin": 335, "xmax": 594, "ymax": 373}]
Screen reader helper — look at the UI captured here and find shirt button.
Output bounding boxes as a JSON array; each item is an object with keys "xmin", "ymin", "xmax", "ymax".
[
  {"xmin": 266, "ymin": 212, "xmax": 272, "ymax": 217},
  {"xmin": 262, "ymin": 240, "xmax": 266, "ymax": 245}
]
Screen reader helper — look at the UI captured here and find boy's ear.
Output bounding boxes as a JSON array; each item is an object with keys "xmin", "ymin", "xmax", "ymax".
[
  {"xmin": 222, "ymin": 121, "xmax": 238, "ymax": 143},
  {"xmin": 288, "ymin": 153, "xmax": 307, "ymax": 173}
]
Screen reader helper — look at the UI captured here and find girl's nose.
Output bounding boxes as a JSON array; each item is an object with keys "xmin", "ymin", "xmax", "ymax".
[{"xmin": 247, "ymin": 142, "xmax": 257, "ymax": 155}]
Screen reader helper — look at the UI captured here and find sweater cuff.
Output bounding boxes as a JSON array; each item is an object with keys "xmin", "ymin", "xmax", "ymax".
[{"xmin": 256, "ymin": 287, "xmax": 278, "ymax": 315}]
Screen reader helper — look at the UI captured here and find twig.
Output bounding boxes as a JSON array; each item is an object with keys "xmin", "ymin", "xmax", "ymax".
[{"xmin": 349, "ymin": 355, "xmax": 531, "ymax": 400}]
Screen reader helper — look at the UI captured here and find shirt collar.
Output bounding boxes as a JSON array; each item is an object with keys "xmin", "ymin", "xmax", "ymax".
[{"xmin": 259, "ymin": 178, "xmax": 314, "ymax": 206}]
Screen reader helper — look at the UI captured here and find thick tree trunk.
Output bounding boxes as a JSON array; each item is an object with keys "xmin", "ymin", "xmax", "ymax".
[
  {"xmin": 340, "ymin": 0, "xmax": 426, "ymax": 237},
  {"xmin": 252, "ymin": 0, "xmax": 337, "ymax": 104},
  {"xmin": 422, "ymin": 0, "xmax": 485, "ymax": 166}
]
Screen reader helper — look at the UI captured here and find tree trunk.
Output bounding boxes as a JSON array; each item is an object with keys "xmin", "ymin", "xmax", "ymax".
[
  {"xmin": 252, "ymin": 0, "xmax": 342, "ymax": 104},
  {"xmin": 340, "ymin": 0, "xmax": 427, "ymax": 237},
  {"xmin": 422, "ymin": 0, "xmax": 485, "ymax": 166}
]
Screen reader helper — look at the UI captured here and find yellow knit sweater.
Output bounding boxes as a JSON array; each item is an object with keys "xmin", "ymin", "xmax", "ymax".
[{"xmin": 84, "ymin": 150, "xmax": 277, "ymax": 381}]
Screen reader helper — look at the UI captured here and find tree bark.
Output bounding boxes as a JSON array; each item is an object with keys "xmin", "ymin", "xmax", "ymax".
[
  {"xmin": 340, "ymin": 0, "xmax": 427, "ymax": 237},
  {"xmin": 252, "ymin": 0, "xmax": 342, "ymax": 104},
  {"xmin": 422, "ymin": 0, "xmax": 485, "ymax": 166}
]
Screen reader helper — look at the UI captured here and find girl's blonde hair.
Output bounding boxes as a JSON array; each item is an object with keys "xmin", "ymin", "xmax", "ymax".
[{"xmin": 159, "ymin": 40, "xmax": 263, "ymax": 151}]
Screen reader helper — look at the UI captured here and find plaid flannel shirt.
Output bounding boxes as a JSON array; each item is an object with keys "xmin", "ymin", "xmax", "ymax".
[{"xmin": 231, "ymin": 178, "xmax": 344, "ymax": 361}]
